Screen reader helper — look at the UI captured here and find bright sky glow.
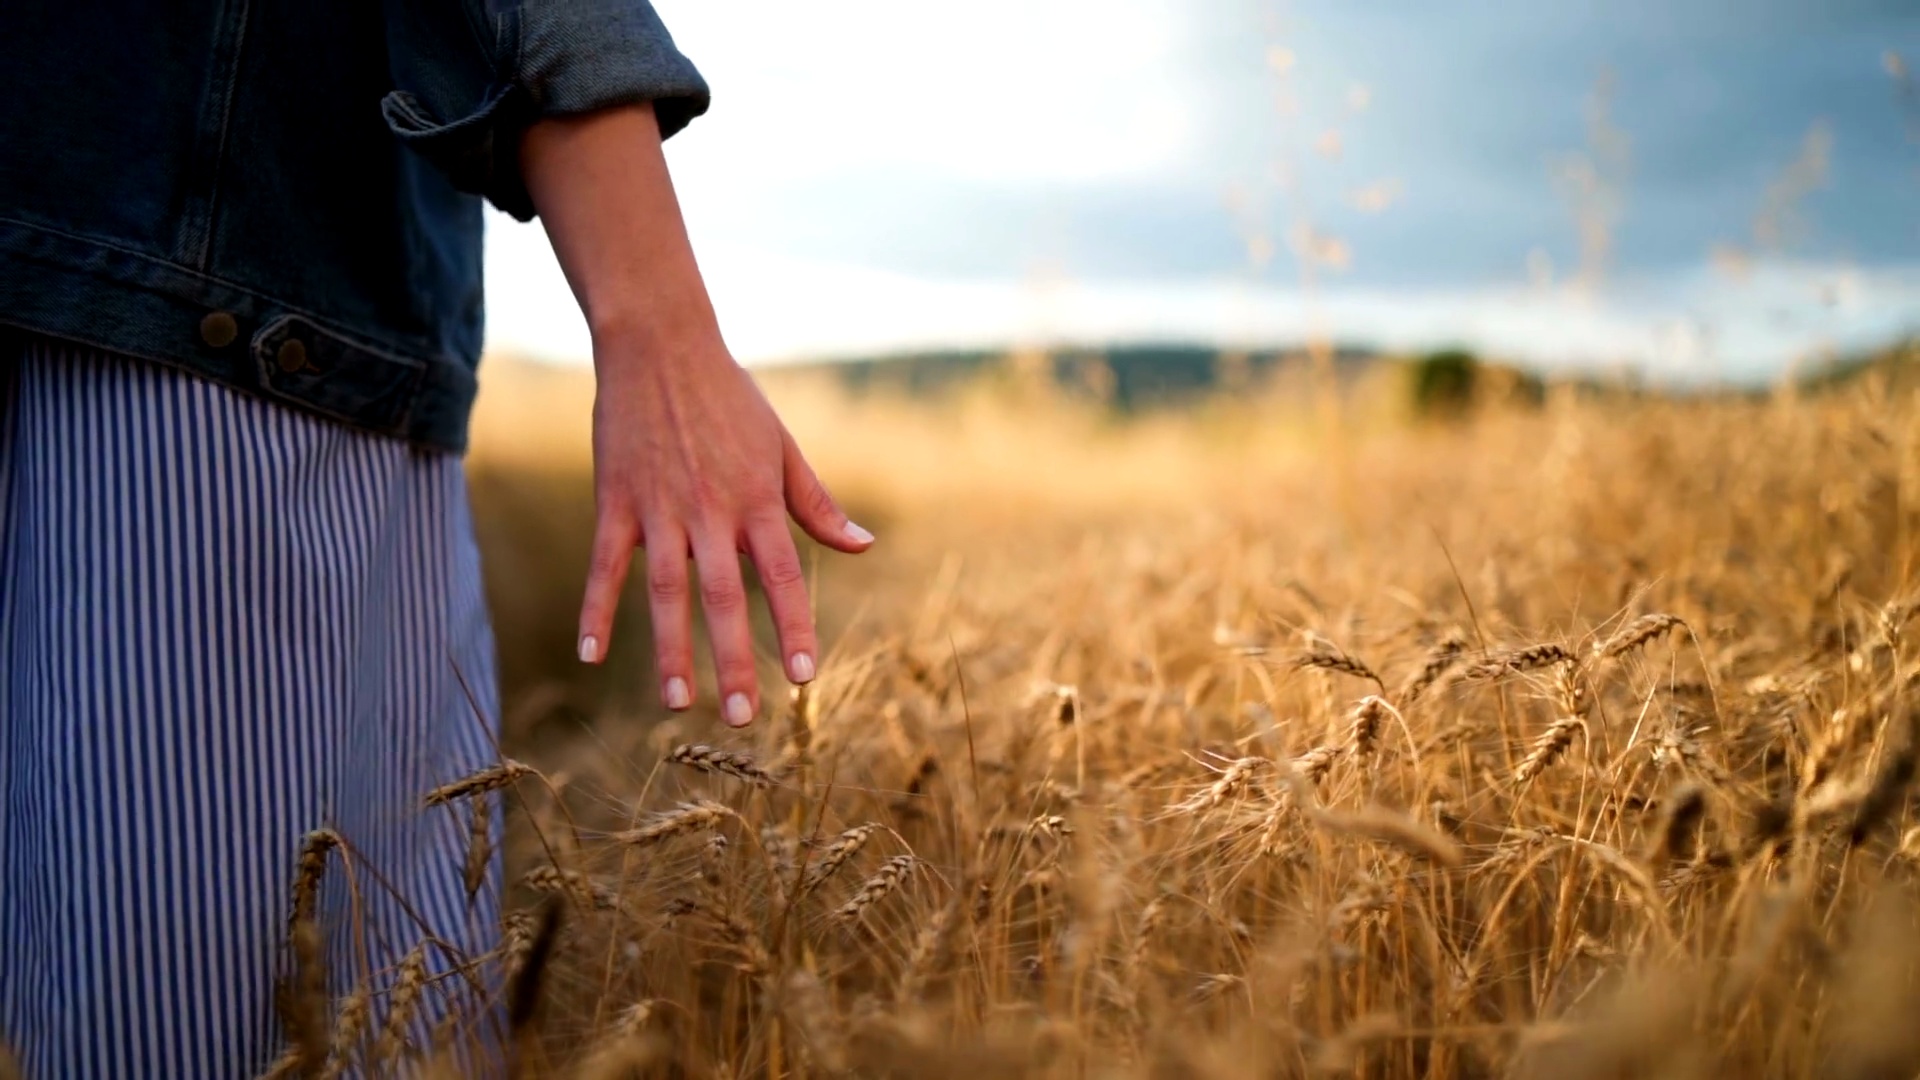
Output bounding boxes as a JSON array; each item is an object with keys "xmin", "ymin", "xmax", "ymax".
[{"xmin": 483, "ymin": 0, "xmax": 1919, "ymax": 378}]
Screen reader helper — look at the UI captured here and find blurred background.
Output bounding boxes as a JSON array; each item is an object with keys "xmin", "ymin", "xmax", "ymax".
[
  {"xmin": 490, "ymin": 0, "xmax": 1917, "ymax": 376},
  {"xmin": 468, "ymin": 0, "xmax": 1919, "ymax": 741}
]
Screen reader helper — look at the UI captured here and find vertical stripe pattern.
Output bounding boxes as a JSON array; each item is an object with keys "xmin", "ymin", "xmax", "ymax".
[{"xmin": 0, "ymin": 339, "xmax": 504, "ymax": 1078}]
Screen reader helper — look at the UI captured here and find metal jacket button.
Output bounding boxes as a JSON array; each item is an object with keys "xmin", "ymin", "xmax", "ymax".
[
  {"xmin": 276, "ymin": 338, "xmax": 309, "ymax": 373},
  {"xmin": 199, "ymin": 311, "xmax": 238, "ymax": 348}
]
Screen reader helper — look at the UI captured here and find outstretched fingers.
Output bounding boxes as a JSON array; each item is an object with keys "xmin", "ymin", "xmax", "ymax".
[
  {"xmin": 746, "ymin": 518, "xmax": 818, "ymax": 687},
  {"xmin": 644, "ymin": 521, "xmax": 696, "ymax": 711},
  {"xmin": 784, "ymin": 431, "xmax": 874, "ymax": 554},
  {"xmin": 691, "ymin": 530, "xmax": 759, "ymax": 728},
  {"xmin": 577, "ymin": 511, "xmax": 639, "ymax": 665}
]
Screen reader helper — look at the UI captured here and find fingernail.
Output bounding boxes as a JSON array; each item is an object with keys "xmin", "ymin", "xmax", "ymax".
[
  {"xmin": 578, "ymin": 635, "xmax": 599, "ymax": 664},
  {"xmin": 789, "ymin": 652, "xmax": 816, "ymax": 683},
  {"xmin": 845, "ymin": 521, "xmax": 875, "ymax": 545},
  {"xmin": 723, "ymin": 692, "xmax": 754, "ymax": 728},
  {"xmin": 664, "ymin": 677, "xmax": 691, "ymax": 710}
]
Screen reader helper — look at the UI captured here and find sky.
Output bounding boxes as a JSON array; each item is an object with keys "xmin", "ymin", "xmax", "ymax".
[{"xmin": 483, "ymin": 0, "xmax": 1920, "ymax": 380}]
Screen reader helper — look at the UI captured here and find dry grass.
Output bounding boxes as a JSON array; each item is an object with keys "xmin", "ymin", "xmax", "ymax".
[{"xmin": 332, "ymin": 355, "xmax": 1920, "ymax": 1075}]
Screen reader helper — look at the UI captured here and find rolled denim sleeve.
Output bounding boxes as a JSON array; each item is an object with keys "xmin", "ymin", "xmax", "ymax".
[{"xmin": 380, "ymin": 0, "xmax": 710, "ymax": 221}]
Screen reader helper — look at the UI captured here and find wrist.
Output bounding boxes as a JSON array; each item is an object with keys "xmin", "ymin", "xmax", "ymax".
[{"xmin": 590, "ymin": 307, "xmax": 732, "ymax": 377}]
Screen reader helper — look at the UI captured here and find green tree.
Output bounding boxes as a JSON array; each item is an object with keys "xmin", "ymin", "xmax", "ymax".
[{"xmin": 1409, "ymin": 348, "xmax": 1480, "ymax": 419}]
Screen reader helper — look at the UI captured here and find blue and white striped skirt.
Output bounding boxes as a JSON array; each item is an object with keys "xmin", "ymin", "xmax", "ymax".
[{"xmin": 0, "ymin": 337, "xmax": 505, "ymax": 1077}]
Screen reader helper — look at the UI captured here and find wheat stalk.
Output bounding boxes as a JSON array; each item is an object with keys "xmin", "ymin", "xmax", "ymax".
[
  {"xmin": 289, "ymin": 828, "xmax": 341, "ymax": 933},
  {"xmin": 256, "ymin": 1048, "xmax": 302, "ymax": 1080},
  {"xmin": 697, "ymin": 830, "xmax": 730, "ymax": 889},
  {"xmin": 760, "ymin": 824, "xmax": 799, "ymax": 888},
  {"xmin": 1290, "ymin": 746, "xmax": 1340, "ymax": 784},
  {"xmin": 800, "ymin": 823, "xmax": 880, "ymax": 895},
  {"xmin": 1399, "ymin": 630, "xmax": 1467, "ymax": 703},
  {"xmin": 613, "ymin": 799, "xmax": 737, "ymax": 846},
  {"xmin": 422, "ymin": 759, "xmax": 534, "ymax": 807},
  {"xmin": 1648, "ymin": 783, "xmax": 1707, "ymax": 871},
  {"xmin": 522, "ymin": 865, "xmax": 622, "ymax": 911},
  {"xmin": 779, "ymin": 969, "xmax": 850, "ymax": 1069},
  {"xmin": 1347, "ymin": 696, "xmax": 1389, "ymax": 758},
  {"xmin": 1293, "ymin": 641, "xmax": 1383, "ymax": 687},
  {"xmin": 667, "ymin": 743, "xmax": 779, "ymax": 787},
  {"xmin": 1848, "ymin": 743, "xmax": 1918, "ymax": 846},
  {"xmin": 1192, "ymin": 973, "xmax": 1245, "ymax": 1002},
  {"xmin": 1024, "ymin": 814, "xmax": 1075, "ymax": 841},
  {"xmin": 834, "ymin": 854, "xmax": 918, "ymax": 923},
  {"xmin": 1127, "ymin": 892, "xmax": 1169, "ymax": 984},
  {"xmin": 1311, "ymin": 805, "xmax": 1464, "ymax": 866},
  {"xmin": 372, "ymin": 943, "xmax": 430, "ymax": 1064},
  {"xmin": 899, "ymin": 891, "xmax": 962, "ymax": 1000},
  {"xmin": 1256, "ymin": 793, "xmax": 1299, "ymax": 857},
  {"xmin": 281, "ymin": 916, "xmax": 329, "ymax": 1075},
  {"xmin": 463, "ymin": 795, "xmax": 492, "ymax": 905},
  {"xmin": 1514, "ymin": 716, "xmax": 1585, "ymax": 784},
  {"xmin": 500, "ymin": 908, "xmax": 540, "ymax": 986},
  {"xmin": 319, "ymin": 984, "xmax": 371, "ymax": 1080},
  {"xmin": 1596, "ymin": 613, "xmax": 1689, "ymax": 659},
  {"xmin": 666, "ymin": 895, "xmax": 771, "ymax": 974},
  {"xmin": 1168, "ymin": 756, "xmax": 1267, "ymax": 813},
  {"xmin": 1801, "ymin": 709, "xmax": 1866, "ymax": 799},
  {"xmin": 1463, "ymin": 643, "xmax": 1576, "ymax": 681},
  {"xmin": 788, "ymin": 681, "xmax": 817, "ymax": 763}
]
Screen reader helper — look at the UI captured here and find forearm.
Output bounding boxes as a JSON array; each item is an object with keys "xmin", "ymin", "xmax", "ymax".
[
  {"xmin": 520, "ymin": 101, "xmax": 724, "ymax": 360},
  {"xmin": 518, "ymin": 98, "xmax": 869, "ymax": 725}
]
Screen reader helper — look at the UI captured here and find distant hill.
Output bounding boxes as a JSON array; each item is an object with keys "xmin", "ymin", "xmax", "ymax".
[
  {"xmin": 761, "ymin": 333, "xmax": 1920, "ymax": 409},
  {"xmin": 766, "ymin": 342, "xmax": 1388, "ymax": 410},
  {"xmin": 485, "ymin": 333, "xmax": 1919, "ymax": 412},
  {"xmin": 1797, "ymin": 337, "xmax": 1920, "ymax": 393}
]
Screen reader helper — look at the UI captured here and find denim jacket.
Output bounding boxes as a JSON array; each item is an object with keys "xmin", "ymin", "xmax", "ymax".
[{"xmin": 0, "ymin": 2, "xmax": 707, "ymax": 451}]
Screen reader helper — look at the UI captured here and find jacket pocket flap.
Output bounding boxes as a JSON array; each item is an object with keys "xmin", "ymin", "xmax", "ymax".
[
  {"xmin": 253, "ymin": 314, "xmax": 427, "ymax": 435},
  {"xmin": 381, "ymin": 84, "xmax": 536, "ymax": 220}
]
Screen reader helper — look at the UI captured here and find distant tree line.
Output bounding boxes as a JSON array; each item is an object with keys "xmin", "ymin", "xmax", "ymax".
[{"xmin": 771, "ymin": 335, "xmax": 1915, "ymax": 414}]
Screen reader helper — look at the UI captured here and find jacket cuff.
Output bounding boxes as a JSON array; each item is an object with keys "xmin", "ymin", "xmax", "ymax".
[
  {"xmin": 517, "ymin": 1, "xmax": 710, "ymax": 138},
  {"xmin": 382, "ymin": 1, "xmax": 710, "ymax": 222}
]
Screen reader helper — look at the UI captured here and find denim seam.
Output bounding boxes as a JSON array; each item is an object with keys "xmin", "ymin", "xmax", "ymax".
[
  {"xmin": 463, "ymin": 0, "xmax": 500, "ymax": 76},
  {"xmin": 249, "ymin": 314, "xmax": 428, "ymax": 432},
  {"xmin": 197, "ymin": 0, "xmax": 253, "ymax": 274},
  {"xmin": 0, "ymin": 312, "xmax": 453, "ymax": 448},
  {"xmin": 0, "ymin": 215, "xmax": 455, "ymax": 369},
  {"xmin": 175, "ymin": 0, "xmax": 252, "ymax": 271},
  {"xmin": 505, "ymin": 9, "xmax": 522, "ymax": 85}
]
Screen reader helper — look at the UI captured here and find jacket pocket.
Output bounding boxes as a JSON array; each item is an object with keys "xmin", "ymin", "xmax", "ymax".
[
  {"xmin": 253, "ymin": 314, "xmax": 428, "ymax": 435},
  {"xmin": 382, "ymin": 83, "xmax": 537, "ymax": 221}
]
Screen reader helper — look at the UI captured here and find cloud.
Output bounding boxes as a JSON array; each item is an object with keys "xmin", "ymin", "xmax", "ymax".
[
  {"xmin": 659, "ymin": 0, "xmax": 1198, "ymax": 188},
  {"xmin": 484, "ymin": 2, "xmax": 1919, "ymax": 371},
  {"xmin": 486, "ymin": 209, "xmax": 1917, "ymax": 380}
]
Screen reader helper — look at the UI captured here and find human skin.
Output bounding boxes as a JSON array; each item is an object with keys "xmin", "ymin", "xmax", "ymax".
[{"xmin": 521, "ymin": 101, "xmax": 873, "ymax": 730}]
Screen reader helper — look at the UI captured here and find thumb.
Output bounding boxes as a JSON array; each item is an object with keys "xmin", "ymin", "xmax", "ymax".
[{"xmin": 783, "ymin": 431, "xmax": 873, "ymax": 553}]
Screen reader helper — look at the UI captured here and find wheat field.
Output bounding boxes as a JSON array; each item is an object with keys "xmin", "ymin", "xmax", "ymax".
[{"xmin": 320, "ymin": 354, "xmax": 1920, "ymax": 1077}]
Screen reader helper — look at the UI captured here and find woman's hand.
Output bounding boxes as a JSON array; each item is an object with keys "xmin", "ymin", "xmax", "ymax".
[
  {"xmin": 521, "ymin": 103, "xmax": 872, "ymax": 727},
  {"xmin": 585, "ymin": 327, "xmax": 871, "ymax": 725}
]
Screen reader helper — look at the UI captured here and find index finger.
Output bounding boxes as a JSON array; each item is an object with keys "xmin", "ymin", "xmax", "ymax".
[{"xmin": 746, "ymin": 519, "xmax": 818, "ymax": 686}]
